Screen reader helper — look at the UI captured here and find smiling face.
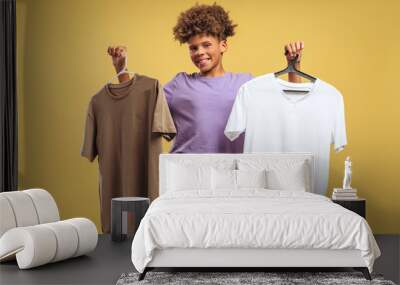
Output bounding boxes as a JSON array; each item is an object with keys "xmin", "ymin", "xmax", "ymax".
[{"xmin": 188, "ymin": 34, "xmax": 227, "ymax": 75}]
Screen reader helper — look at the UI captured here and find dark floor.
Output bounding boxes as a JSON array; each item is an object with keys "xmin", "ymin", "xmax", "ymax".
[
  {"xmin": 0, "ymin": 235, "xmax": 399, "ymax": 285},
  {"xmin": 375, "ymin": 235, "xmax": 400, "ymax": 284},
  {"xmin": 0, "ymin": 235, "xmax": 134, "ymax": 285}
]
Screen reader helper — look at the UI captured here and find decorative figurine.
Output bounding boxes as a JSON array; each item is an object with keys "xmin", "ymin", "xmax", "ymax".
[{"xmin": 342, "ymin": 156, "xmax": 352, "ymax": 190}]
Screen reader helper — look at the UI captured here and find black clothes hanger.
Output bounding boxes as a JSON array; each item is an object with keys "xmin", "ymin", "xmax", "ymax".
[{"xmin": 274, "ymin": 54, "xmax": 317, "ymax": 93}]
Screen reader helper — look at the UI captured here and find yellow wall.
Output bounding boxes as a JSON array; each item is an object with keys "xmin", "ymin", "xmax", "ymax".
[{"xmin": 16, "ymin": 0, "xmax": 400, "ymax": 233}]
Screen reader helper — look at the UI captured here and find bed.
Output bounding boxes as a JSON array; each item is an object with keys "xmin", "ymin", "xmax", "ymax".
[{"xmin": 131, "ymin": 153, "xmax": 380, "ymax": 280}]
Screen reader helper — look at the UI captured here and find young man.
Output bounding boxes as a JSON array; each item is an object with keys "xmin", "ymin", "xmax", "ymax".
[{"xmin": 108, "ymin": 3, "xmax": 304, "ymax": 153}]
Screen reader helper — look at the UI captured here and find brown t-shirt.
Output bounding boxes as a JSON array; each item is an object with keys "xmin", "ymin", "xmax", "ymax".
[{"xmin": 81, "ymin": 74, "xmax": 176, "ymax": 233}]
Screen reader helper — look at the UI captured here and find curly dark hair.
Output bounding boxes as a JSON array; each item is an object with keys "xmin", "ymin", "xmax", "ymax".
[{"xmin": 173, "ymin": 3, "xmax": 237, "ymax": 44}]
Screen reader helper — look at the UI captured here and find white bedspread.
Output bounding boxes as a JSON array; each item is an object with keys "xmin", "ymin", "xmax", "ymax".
[{"xmin": 131, "ymin": 190, "xmax": 380, "ymax": 273}]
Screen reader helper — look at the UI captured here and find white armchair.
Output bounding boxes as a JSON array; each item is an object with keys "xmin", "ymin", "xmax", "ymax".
[{"xmin": 0, "ymin": 189, "xmax": 98, "ymax": 269}]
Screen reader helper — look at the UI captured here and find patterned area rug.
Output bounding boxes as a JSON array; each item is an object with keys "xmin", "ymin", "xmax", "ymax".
[{"xmin": 116, "ymin": 271, "xmax": 396, "ymax": 285}]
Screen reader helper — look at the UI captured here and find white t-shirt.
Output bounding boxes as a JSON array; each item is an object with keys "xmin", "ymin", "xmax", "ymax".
[{"xmin": 224, "ymin": 73, "xmax": 347, "ymax": 195}]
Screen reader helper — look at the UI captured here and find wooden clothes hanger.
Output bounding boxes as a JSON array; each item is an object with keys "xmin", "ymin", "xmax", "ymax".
[
  {"xmin": 274, "ymin": 54, "xmax": 317, "ymax": 94},
  {"xmin": 108, "ymin": 53, "xmax": 135, "ymax": 84}
]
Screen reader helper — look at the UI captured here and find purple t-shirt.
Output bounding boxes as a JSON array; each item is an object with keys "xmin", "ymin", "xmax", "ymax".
[{"xmin": 164, "ymin": 72, "xmax": 253, "ymax": 153}]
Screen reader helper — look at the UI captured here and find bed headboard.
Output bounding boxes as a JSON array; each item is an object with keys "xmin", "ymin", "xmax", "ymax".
[{"xmin": 159, "ymin": 153, "xmax": 315, "ymax": 196}]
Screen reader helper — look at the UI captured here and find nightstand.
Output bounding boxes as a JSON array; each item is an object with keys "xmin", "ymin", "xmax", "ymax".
[
  {"xmin": 332, "ymin": 198, "xmax": 366, "ymax": 218},
  {"xmin": 111, "ymin": 197, "xmax": 150, "ymax": 242}
]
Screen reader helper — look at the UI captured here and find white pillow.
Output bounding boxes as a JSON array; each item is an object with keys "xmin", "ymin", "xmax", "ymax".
[
  {"xmin": 237, "ymin": 169, "xmax": 268, "ymax": 188},
  {"xmin": 238, "ymin": 159, "xmax": 310, "ymax": 192},
  {"xmin": 211, "ymin": 169, "xmax": 236, "ymax": 190},
  {"xmin": 166, "ymin": 162, "xmax": 212, "ymax": 191},
  {"xmin": 266, "ymin": 163, "xmax": 307, "ymax": 191}
]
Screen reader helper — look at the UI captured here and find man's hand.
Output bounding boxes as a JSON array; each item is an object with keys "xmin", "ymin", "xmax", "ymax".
[
  {"xmin": 107, "ymin": 46, "xmax": 127, "ymax": 73},
  {"xmin": 284, "ymin": 41, "xmax": 304, "ymax": 64}
]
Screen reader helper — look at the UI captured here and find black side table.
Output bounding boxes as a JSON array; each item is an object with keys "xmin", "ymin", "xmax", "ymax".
[
  {"xmin": 111, "ymin": 197, "xmax": 150, "ymax": 242},
  {"xmin": 332, "ymin": 198, "xmax": 366, "ymax": 218}
]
